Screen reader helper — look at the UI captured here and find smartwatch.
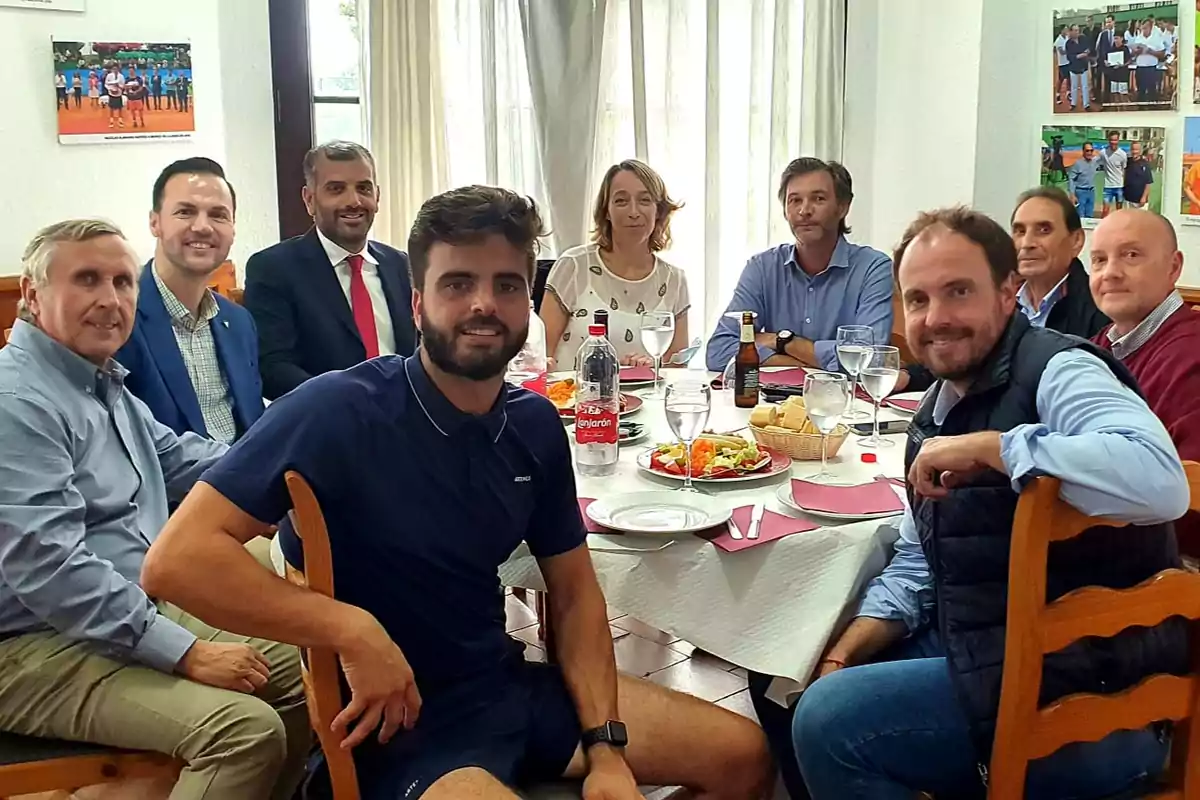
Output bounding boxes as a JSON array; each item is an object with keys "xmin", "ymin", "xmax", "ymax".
[
  {"xmin": 580, "ymin": 720, "xmax": 629, "ymax": 750},
  {"xmin": 776, "ymin": 329, "xmax": 795, "ymax": 355}
]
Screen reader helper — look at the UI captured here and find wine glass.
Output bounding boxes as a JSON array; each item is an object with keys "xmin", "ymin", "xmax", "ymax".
[
  {"xmin": 859, "ymin": 345, "xmax": 901, "ymax": 449},
  {"xmin": 640, "ymin": 311, "xmax": 675, "ymax": 399},
  {"xmin": 836, "ymin": 325, "xmax": 874, "ymax": 421},
  {"xmin": 664, "ymin": 380, "xmax": 712, "ymax": 493},
  {"xmin": 802, "ymin": 372, "xmax": 850, "ymax": 482}
]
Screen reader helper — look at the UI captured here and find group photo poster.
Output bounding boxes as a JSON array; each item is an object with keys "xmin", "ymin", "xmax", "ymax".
[
  {"xmin": 1041, "ymin": 125, "xmax": 1167, "ymax": 222},
  {"xmin": 52, "ymin": 39, "xmax": 194, "ymax": 144},
  {"xmin": 1052, "ymin": 4, "xmax": 1179, "ymax": 114}
]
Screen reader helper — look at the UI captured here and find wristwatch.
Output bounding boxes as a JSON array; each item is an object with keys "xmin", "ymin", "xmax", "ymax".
[
  {"xmin": 580, "ymin": 720, "xmax": 629, "ymax": 751},
  {"xmin": 776, "ymin": 329, "xmax": 795, "ymax": 355}
]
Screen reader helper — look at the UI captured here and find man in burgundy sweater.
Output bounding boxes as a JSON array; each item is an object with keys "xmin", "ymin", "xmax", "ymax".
[{"xmin": 1090, "ymin": 210, "xmax": 1200, "ymax": 556}]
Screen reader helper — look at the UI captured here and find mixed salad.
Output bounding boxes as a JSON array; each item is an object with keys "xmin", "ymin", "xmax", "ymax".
[{"xmin": 649, "ymin": 434, "xmax": 769, "ymax": 477}]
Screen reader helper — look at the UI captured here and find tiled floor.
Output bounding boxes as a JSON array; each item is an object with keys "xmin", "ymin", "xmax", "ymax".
[{"xmin": 505, "ymin": 593, "xmax": 759, "ymax": 727}]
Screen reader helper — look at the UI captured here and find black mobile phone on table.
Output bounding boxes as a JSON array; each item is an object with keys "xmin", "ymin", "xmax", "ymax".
[
  {"xmin": 850, "ymin": 419, "xmax": 910, "ymax": 436},
  {"xmin": 760, "ymin": 385, "xmax": 805, "ymax": 403}
]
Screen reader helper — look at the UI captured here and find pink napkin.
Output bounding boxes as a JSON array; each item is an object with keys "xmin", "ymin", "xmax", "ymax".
[
  {"xmin": 620, "ymin": 365, "xmax": 656, "ymax": 382},
  {"xmin": 790, "ymin": 479, "xmax": 905, "ymax": 515},
  {"xmin": 886, "ymin": 397, "xmax": 920, "ymax": 412},
  {"xmin": 760, "ymin": 367, "xmax": 808, "ymax": 387},
  {"xmin": 578, "ymin": 498, "xmax": 613, "ymax": 534},
  {"xmin": 703, "ymin": 506, "xmax": 820, "ymax": 552}
]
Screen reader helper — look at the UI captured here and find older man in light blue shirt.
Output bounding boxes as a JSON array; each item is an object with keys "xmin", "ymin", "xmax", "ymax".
[
  {"xmin": 706, "ymin": 157, "xmax": 894, "ymax": 372},
  {"xmin": 0, "ymin": 219, "xmax": 308, "ymax": 800}
]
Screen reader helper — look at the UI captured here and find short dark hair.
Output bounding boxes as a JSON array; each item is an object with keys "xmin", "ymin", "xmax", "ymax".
[
  {"xmin": 777, "ymin": 157, "xmax": 854, "ymax": 236},
  {"xmin": 1012, "ymin": 186, "xmax": 1082, "ymax": 233},
  {"xmin": 303, "ymin": 140, "xmax": 376, "ymax": 186},
  {"xmin": 152, "ymin": 157, "xmax": 236, "ymax": 213},
  {"xmin": 407, "ymin": 186, "xmax": 547, "ymax": 290},
  {"xmin": 894, "ymin": 206, "xmax": 1017, "ymax": 287}
]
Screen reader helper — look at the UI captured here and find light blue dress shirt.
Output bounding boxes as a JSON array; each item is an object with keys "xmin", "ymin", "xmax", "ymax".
[
  {"xmin": 860, "ymin": 347, "xmax": 1189, "ymax": 631},
  {"xmin": 1015, "ymin": 273, "xmax": 1070, "ymax": 329},
  {"xmin": 0, "ymin": 321, "xmax": 227, "ymax": 672},
  {"xmin": 705, "ymin": 237, "xmax": 895, "ymax": 372}
]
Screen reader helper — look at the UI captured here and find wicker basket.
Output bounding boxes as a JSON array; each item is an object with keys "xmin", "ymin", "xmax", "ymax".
[{"xmin": 749, "ymin": 423, "xmax": 851, "ymax": 460}]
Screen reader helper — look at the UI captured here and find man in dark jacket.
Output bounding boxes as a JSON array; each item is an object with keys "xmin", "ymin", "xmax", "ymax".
[
  {"xmin": 791, "ymin": 206, "xmax": 1188, "ymax": 799},
  {"xmin": 900, "ymin": 187, "xmax": 1109, "ymax": 393}
]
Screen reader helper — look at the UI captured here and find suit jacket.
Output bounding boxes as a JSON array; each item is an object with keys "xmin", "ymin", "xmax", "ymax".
[
  {"xmin": 243, "ymin": 230, "xmax": 417, "ymax": 400},
  {"xmin": 116, "ymin": 264, "xmax": 264, "ymax": 440}
]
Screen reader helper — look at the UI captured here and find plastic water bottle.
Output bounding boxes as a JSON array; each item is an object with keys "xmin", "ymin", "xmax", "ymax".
[
  {"xmin": 575, "ymin": 324, "xmax": 619, "ymax": 476},
  {"xmin": 506, "ymin": 301, "xmax": 547, "ymax": 395}
]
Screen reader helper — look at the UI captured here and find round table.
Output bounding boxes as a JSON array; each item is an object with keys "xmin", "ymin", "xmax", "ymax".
[{"xmin": 500, "ymin": 368, "xmax": 913, "ymax": 703}]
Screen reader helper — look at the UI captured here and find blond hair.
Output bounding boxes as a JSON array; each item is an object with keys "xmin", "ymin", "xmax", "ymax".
[
  {"xmin": 591, "ymin": 160, "xmax": 682, "ymax": 253},
  {"xmin": 18, "ymin": 218, "xmax": 128, "ymax": 321}
]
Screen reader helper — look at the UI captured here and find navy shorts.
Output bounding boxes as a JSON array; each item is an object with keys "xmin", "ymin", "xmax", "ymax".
[{"xmin": 356, "ymin": 661, "xmax": 582, "ymax": 799}]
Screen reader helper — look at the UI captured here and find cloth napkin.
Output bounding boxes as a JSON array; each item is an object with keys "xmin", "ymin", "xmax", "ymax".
[
  {"xmin": 885, "ymin": 397, "xmax": 920, "ymax": 412},
  {"xmin": 702, "ymin": 505, "xmax": 820, "ymax": 552},
  {"xmin": 790, "ymin": 479, "xmax": 906, "ymax": 515},
  {"xmin": 620, "ymin": 365, "xmax": 656, "ymax": 382}
]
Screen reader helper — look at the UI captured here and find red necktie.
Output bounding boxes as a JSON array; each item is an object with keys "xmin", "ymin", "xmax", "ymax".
[{"xmin": 346, "ymin": 254, "xmax": 380, "ymax": 359}]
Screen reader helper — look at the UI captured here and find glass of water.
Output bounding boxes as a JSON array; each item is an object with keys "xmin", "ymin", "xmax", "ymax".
[
  {"xmin": 640, "ymin": 311, "xmax": 675, "ymax": 399},
  {"xmin": 836, "ymin": 325, "xmax": 874, "ymax": 421},
  {"xmin": 664, "ymin": 380, "xmax": 712, "ymax": 493},
  {"xmin": 802, "ymin": 372, "xmax": 850, "ymax": 482},
  {"xmin": 860, "ymin": 345, "xmax": 901, "ymax": 449}
]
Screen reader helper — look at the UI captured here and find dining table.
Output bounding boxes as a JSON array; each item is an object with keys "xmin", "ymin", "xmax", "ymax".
[{"xmin": 499, "ymin": 366, "xmax": 916, "ymax": 705}]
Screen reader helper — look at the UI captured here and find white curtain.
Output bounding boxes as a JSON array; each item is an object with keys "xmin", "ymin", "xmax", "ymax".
[
  {"xmin": 801, "ymin": 0, "xmax": 846, "ymax": 162},
  {"xmin": 364, "ymin": 0, "xmax": 449, "ymax": 248}
]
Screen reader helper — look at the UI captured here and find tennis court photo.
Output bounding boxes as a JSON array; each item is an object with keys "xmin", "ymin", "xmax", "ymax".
[{"xmin": 1042, "ymin": 125, "xmax": 1166, "ymax": 220}]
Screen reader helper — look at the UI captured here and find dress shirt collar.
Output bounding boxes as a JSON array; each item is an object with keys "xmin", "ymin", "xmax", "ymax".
[
  {"xmin": 315, "ymin": 227, "xmax": 378, "ymax": 270},
  {"xmin": 151, "ymin": 260, "xmax": 218, "ymax": 328},
  {"xmin": 786, "ymin": 235, "xmax": 851, "ymax": 274},
  {"xmin": 1016, "ymin": 269, "xmax": 1071, "ymax": 322},
  {"xmin": 403, "ymin": 353, "xmax": 508, "ymax": 442},
  {"xmin": 7, "ymin": 319, "xmax": 127, "ymax": 399},
  {"xmin": 1106, "ymin": 291, "xmax": 1185, "ymax": 360}
]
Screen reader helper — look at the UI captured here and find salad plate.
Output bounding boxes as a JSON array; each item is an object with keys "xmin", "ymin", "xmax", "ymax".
[{"xmin": 637, "ymin": 433, "xmax": 792, "ymax": 483}]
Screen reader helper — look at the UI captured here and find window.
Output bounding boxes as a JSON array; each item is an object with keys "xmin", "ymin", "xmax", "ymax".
[{"xmin": 309, "ymin": 0, "xmax": 366, "ymax": 145}]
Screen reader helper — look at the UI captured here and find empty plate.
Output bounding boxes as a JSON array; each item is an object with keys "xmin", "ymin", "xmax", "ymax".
[{"xmin": 586, "ymin": 491, "xmax": 733, "ymax": 535}]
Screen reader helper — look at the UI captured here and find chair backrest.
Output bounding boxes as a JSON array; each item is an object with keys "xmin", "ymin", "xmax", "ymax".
[
  {"xmin": 532, "ymin": 258, "xmax": 554, "ymax": 313},
  {"xmin": 989, "ymin": 461, "xmax": 1200, "ymax": 799},
  {"xmin": 2, "ymin": 328, "xmax": 9, "ymax": 346},
  {"xmin": 283, "ymin": 470, "xmax": 360, "ymax": 800}
]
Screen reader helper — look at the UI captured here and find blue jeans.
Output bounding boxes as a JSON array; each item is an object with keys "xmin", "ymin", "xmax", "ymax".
[
  {"xmin": 1075, "ymin": 188, "xmax": 1095, "ymax": 219},
  {"xmin": 792, "ymin": 633, "xmax": 1167, "ymax": 800},
  {"xmin": 1070, "ymin": 70, "xmax": 1090, "ymax": 109}
]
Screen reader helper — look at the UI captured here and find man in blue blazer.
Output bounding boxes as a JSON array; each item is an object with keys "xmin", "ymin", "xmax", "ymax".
[
  {"xmin": 244, "ymin": 141, "xmax": 417, "ymax": 400},
  {"xmin": 117, "ymin": 158, "xmax": 264, "ymax": 443}
]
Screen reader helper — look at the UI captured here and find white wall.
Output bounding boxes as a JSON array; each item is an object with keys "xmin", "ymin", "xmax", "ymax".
[
  {"xmin": 844, "ymin": 0, "xmax": 1200, "ymax": 288},
  {"xmin": 0, "ymin": 0, "xmax": 277, "ymax": 276}
]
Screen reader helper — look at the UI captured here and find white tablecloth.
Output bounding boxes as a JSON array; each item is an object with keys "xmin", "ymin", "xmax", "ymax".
[{"xmin": 500, "ymin": 369, "xmax": 912, "ymax": 703}]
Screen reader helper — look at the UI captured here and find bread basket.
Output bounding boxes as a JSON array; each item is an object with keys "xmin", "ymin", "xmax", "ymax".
[{"xmin": 749, "ymin": 423, "xmax": 850, "ymax": 460}]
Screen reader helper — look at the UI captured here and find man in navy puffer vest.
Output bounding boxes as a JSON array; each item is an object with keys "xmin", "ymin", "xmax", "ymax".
[{"xmin": 791, "ymin": 206, "xmax": 1190, "ymax": 800}]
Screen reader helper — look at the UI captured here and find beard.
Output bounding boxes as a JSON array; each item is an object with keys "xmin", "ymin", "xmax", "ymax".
[
  {"xmin": 420, "ymin": 311, "xmax": 528, "ymax": 382},
  {"xmin": 917, "ymin": 326, "xmax": 991, "ymax": 383}
]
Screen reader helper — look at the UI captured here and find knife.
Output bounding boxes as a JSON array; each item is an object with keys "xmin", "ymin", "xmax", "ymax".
[
  {"xmin": 726, "ymin": 517, "xmax": 745, "ymax": 540},
  {"xmin": 747, "ymin": 503, "xmax": 765, "ymax": 540}
]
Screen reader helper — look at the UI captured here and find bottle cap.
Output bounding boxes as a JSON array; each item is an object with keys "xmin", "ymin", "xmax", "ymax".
[
  {"xmin": 860, "ymin": 452, "xmax": 877, "ymax": 464},
  {"xmin": 588, "ymin": 324, "xmax": 605, "ymax": 336}
]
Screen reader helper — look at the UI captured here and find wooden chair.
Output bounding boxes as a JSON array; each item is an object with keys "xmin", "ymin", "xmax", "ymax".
[
  {"xmin": 2, "ymin": 329, "xmax": 10, "ymax": 346},
  {"xmin": 989, "ymin": 461, "xmax": 1200, "ymax": 799},
  {"xmin": 0, "ymin": 735, "xmax": 179, "ymax": 798}
]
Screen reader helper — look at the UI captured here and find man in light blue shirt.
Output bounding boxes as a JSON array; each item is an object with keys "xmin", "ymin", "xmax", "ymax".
[
  {"xmin": 790, "ymin": 207, "xmax": 1187, "ymax": 800},
  {"xmin": 0, "ymin": 219, "xmax": 308, "ymax": 800},
  {"xmin": 1066, "ymin": 141, "xmax": 1100, "ymax": 219},
  {"xmin": 705, "ymin": 158, "xmax": 894, "ymax": 372}
]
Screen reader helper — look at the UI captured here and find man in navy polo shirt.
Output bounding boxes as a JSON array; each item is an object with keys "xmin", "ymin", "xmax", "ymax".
[
  {"xmin": 143, "ymin": 186, "xmax": 771, "ymax": 800},
  {"xmin": 1123, "ymin": 140, "xmax": 1155, "ymax": 209}
]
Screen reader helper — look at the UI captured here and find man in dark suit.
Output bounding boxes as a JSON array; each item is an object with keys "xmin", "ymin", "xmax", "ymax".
[
  {"xmin": 117, "ymin": 158, "xmax": 264, "ymax": 443},
  {"xmin": 244, "ymin": 141, "xmax": 416, "ymax": 399},
  {"xmin": 1096, "ymin": 15, "xmax": 1117, "ymax": 102}
]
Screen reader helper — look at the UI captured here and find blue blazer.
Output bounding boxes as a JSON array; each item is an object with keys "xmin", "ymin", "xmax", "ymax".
[{"xmin": 116, "ymin": 264, "xmax": 264, "ymax": 440}]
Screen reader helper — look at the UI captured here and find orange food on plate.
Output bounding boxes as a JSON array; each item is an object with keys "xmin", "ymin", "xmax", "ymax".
[{"xmin": 547, "ymin": 379, "xmax": 575, "ymax": 409}]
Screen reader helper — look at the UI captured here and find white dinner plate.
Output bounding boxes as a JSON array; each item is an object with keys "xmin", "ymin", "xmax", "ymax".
[
  {"xmin": 774, "ymin": 482, "xmax": 905, "ymax": 521},
  {"xmin": 586, "ymin": 491, "xmax": 733, "ymax": 535}
]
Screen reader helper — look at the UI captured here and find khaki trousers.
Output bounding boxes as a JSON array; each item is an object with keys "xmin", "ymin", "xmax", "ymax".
[{"xmin": 0, "ymin": 539, "xmax": 311, "ymax": 800}]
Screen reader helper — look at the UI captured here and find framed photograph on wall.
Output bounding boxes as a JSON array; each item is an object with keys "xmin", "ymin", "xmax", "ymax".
[
  {"xmin": 1182, "ymin": 118, "xmax": 1200, "ymax": 216},
  {"xmin": 1052, "ymin": 4, "xmax": 1179, "ymax": 114},
  {"xmin": 1042, "ymin": 125, "xmax": 1166, "ymax": 224},
  {"xmin": 52, "ymin": 39, "xmax": 194, "ymax": 145}
]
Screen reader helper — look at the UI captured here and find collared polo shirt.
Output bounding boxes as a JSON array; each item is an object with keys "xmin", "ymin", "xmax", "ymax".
[{"xmin": 201, "ymin": 353, "xmax": 586, "ymax": 692}]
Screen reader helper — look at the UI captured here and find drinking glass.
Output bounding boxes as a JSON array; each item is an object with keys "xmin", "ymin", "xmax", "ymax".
[
  {"xmin": 836, "ymin": 325, "xmax": 874, "ymax": 421},
  {"xmin": 859, "ymin": 345, "xmax": 901, "ymax": 449},
  {"xmin": 640, "ymin": 311, "xmax": 675, "ymax": 399},
  {"xmin": 664, "ymin": 380, "xmax": 712, "ymax": 493},
  {"xmin": 802, "ymin": 372, "xmax": 850, "ymax": 482}
]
